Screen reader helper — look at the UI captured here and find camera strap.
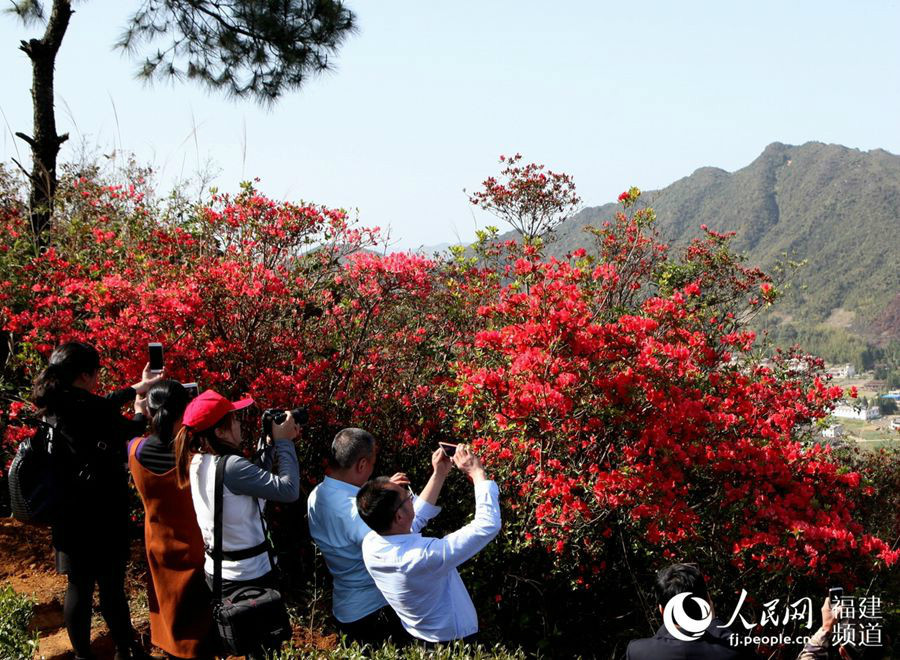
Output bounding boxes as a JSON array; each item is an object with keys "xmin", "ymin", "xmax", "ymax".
[
  {"xmin": 211, "ymin": 455, "xmax": 275, "ymax": 603},
  {"xmin": 212, "ymin": 456, "xmax": 226, "ymax": 604},
  {"xmin": 255, "ymin": 496, "xmax": 278, "ymax": 574},
  {"xmin": 207, "ymin": 541, "xmax": 270, "ymax": 562}
]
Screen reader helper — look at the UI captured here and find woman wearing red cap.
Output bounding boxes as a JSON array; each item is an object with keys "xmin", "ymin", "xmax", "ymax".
[
  {"xmin": 174, "ymin": 390, "xmax": 300, "ymax": 659},
  {"xmin": 128, "ymin": 380, "xmax": 214, "ymax": 660}
]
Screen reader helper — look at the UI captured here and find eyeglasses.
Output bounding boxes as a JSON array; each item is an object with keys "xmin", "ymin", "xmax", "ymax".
[{"xmin": 392, "ymin": 489, "xmax": 413, "ymax": 513}]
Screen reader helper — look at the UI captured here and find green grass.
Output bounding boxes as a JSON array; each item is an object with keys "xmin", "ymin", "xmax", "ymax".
[
  {"xmin": 274, "ymin": 638, "xmax": 529, "ymax": 659},
  {"xmin": 0, "ymin": 584, "xmax": 38, "ymax": 660},
  {"xmin": 835, "ymin": 417, "xmax": 900, "ymax": 449}
]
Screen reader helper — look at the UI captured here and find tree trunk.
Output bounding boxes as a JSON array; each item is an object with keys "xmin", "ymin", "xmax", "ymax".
[{"xmin": 16, "ymin": 0, "xmax": 73, "ymax": 246}]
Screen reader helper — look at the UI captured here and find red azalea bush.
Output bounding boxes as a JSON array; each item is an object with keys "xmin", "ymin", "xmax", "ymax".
[
  {"xmin": 441, "ymin": 185, "xmax": 899, "ymax": 654},
  {"xmin": 0, "ymin": 159, "xmax": 897, "ymax": 657},
  {"xmin": 0, "ymin": 165, "xmax": 454, "ymax": 454},
  {"xmin": 455, "ymin": 223, "xmax": 898, "ymax": 577}
]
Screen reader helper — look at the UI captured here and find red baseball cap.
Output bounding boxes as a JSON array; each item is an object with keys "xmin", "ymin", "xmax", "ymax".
[{"xmin": 183, "ymin": 389, "xmax": 254, "ymax": 432}]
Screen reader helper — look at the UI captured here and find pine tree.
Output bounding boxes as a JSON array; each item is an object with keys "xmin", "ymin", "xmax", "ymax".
[{"xmin": 7, "ymin": 0, "xmax": 355, "ymax": 244}]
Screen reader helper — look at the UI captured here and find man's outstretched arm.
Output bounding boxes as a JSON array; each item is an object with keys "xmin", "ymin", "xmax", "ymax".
[
  {"xmin": 410, "ymin": 448, "xmax": 451, "ymax": 533},
  {"xmin": 419, "ymin": 447, "xmax": 452, "ymax": 505},
  {"xmin": 418, "ymin": 444, "xmax": 501, "ymax": 572}
]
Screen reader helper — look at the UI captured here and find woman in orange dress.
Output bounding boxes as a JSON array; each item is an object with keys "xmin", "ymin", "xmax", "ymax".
[{"xmin": 128, "ymin": 381, "xmax": 214, "ymax": 659}]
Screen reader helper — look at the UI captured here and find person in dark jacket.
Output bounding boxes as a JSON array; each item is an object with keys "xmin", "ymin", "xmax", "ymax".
[
  {"xmin": 32, "ymin": 341, "xmax": 164, "ymax": 660},
  {"xmin": 626, "ymin": 563, "xmax": 755, "ymax": 660}
]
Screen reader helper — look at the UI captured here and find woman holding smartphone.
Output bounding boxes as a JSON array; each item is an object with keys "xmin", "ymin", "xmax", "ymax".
[
  {"xmin": 174, "ymin": 390, "xmax": 300, "ymax": 659},
  {"xmin": 31, "ymin": 341, "xmax": 162, "ymax": 660},
  {"xmin": 128, "ymin": 381, "xmax": 214, "ymax": 659}
]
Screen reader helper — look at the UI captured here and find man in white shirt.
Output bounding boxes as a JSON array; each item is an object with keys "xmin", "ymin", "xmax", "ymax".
[
  {"xmin": 358, "ymin": 444, "xmax": 501, "ymax": 644},
  {"xmin": 306, "ymin": 428, "xmax": 449, "ymax": 645}
]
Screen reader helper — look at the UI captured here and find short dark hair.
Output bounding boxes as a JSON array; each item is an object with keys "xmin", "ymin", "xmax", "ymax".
[
  {"xmin": 356, "ymin": 476, "xmax": 402, "ymax": 534},
  {"xmin": 655, "ymin": 564, "xmax": 710, "ymax": 618},
  {"xmin": 331, "ymin": 427, "xmax": 376, "ymax": 470}
]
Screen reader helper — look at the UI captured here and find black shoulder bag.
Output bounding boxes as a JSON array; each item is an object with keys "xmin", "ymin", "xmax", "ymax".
[
  {"xmin": 210, "ymin": 456, "xmax": 292, "ymax": 656},
  {"xmin": 8, "ymin": 419, "xmax": 58, "ymax": 525},
  {"xmin": 8, "ymin": 414, "xmax": 103, "ymax": 525}
]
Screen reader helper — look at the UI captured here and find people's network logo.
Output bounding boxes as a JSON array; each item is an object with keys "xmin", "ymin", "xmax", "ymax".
[{"xmin": 662, "ymin": 592, "xmax": 713, "ymax": 642}]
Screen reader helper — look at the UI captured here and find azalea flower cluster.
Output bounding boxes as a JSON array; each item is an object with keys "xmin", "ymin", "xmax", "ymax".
[
  {"xmin": 0, "ymin": 162, "xmax": 896, "ymax": 651},
  {"xmin": 0, "ymin": 172, "xmax": 454, "ymax": 476},
  {"xmin": 467, "ymin": 154, "xmax": 581, "ymax": 239}
]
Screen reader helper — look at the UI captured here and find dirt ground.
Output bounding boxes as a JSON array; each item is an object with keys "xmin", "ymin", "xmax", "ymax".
[
  {"xmin": 0, "ymin": 518, "xmax": 337, "ymax": 659},
  {"xmin": 0, "ymin": 517, "xmax": 107, "ymax": 659}
]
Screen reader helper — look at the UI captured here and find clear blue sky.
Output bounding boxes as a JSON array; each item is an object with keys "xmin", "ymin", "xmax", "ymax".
[{"xmin": 2, "ymin": 1, "xmax": 899, "ymax": 249}]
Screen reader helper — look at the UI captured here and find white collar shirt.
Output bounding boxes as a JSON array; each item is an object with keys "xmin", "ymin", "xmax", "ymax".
[{"xmin": 362, "ymin": 480, "xmax": 501, "ymax": 642}]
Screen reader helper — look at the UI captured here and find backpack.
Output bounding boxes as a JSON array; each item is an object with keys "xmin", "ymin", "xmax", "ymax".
[{"xmin": 8, "ymin": 420, "xmax": 60, "ymax": 525}]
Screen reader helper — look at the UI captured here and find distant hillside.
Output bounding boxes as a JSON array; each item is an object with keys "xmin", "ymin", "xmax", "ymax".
[{"xmin": 534, "ymin": 142, "xmax": 900, "ymax": 342}]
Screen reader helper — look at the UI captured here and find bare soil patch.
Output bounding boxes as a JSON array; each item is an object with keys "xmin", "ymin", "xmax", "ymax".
[
  {"xmin": 823, "ymin": 307, "xmax": 856, "ymax": 329},
  {"xmin": 1, "ymin": 518, "xmax": 337, "ymax": 658}
]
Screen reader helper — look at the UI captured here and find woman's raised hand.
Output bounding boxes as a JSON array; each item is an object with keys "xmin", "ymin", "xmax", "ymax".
[{"xmin": 133, "ymin": 362, "xmax": 165, "ymax": 395}]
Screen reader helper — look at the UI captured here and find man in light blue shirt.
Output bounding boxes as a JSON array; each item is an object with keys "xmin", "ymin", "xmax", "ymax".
[
  {"xmin": 358, "ymin": 444, "xmax": 501, "ymax": 644},
  {"xmin": 306, "ymin": 428, "xmax": 448, "ymax": 645}
]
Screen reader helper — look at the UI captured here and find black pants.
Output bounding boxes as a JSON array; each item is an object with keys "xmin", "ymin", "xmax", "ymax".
[
  {"xmin": 337, "ymin": 606, "xmax": 411, "ymax": 648},
  {"xmin": 62, "ymin": 557, "xmax": 135, "ymax": 658}
]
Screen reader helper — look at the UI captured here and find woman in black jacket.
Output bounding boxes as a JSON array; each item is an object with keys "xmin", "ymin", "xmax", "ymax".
[{"xmin": 32, "ymin": 341, "xmax": 163, "ymax": 660}]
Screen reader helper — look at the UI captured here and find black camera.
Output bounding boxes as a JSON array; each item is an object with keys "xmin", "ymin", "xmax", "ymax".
[{"xmin": 261, "ymin": 407, "xmax": 308, "ymax": 439}]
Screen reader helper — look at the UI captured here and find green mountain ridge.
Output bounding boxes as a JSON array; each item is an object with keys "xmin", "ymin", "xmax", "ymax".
[{"xmin": 536, "ymin": 141, "xmax": 900, "ymax": 343}]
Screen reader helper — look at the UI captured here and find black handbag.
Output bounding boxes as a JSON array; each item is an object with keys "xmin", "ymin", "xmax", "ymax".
[{"xmin": 210, "ymin": 456, "xmax": 292, "ymax": 656}]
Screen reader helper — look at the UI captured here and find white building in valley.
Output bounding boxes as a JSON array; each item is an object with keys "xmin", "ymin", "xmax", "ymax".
[
  {"xmin": 826, "ymin": 363, "xmax": 856, "ymax": 379},
  {"xmin": 832, "ymin": 402, "xmax": 882, "ymax": 421},
  {"xmin": 822, "ymin": 424, "xmax": 844, "ymax": 439}
]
